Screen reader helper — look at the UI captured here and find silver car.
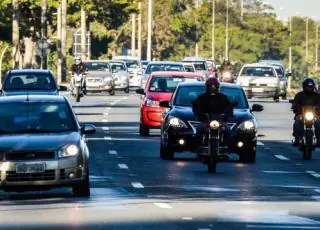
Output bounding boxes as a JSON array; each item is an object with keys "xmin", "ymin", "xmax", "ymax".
[
  {"xmin": 83, "ymin": 60, "xmax": 115, "ymax": 95},
  {"xmin": 237, "ymin": 63, "xmax": 281, "ymax": 102},
  {"xmin": 109, "ymin": 61, "xmax": 130, "ymax": 93}
]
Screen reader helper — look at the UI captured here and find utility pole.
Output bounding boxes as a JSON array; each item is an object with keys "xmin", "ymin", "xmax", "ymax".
[
  {"xmin": 195, "ymin": 0, "xmax": 199, "ymax": 57},
  {"xmin": 138, "ymin": 2, "xmax": 142, "ymax": 60},
  {"xmin": 212, "ymin": 0, "xmax": 215, "ymax": 60},
  {"xmin": 131, "ymin": 13, "xmax": 136, "ymax": 56},
  {"xmin": 57, "ymin": 5, "xmax": 62, "ymax": 84},
  {"xmin": 240, "ymin": 0, "xmax": 244, "ymax": 21},
  {"xmin": 147, "ymin": 0, "xmax": 152, "ymax": 61},
  {"xmin": 41, "ymin": 0, "xmax": 48, "ymax": 69},
  {"xmin": 61, "ymin": 0, "xmax": 67, "ymax": 82},
  {"xmin": 306, "ymin": 17, "xmax": 309, "ymax": 75},
  {"xmin": 225, "ymin": 0, "xmax": 229, "ymax": 60},
  {"xmin": 316, "ymin": 24, "xmax": 319, "ymax": 70},
  {"xmin": 81, "ymin": 8, "xmax": 87, "ymax": 60},
  {"xmin": 12, "ymin": 0, "xmax": 20, "ymax": 69},
  {"xmin": 288, "ymin": 17, "xmax": 292, "ymax": 90}
]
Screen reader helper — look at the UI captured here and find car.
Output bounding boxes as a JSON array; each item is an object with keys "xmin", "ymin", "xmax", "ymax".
[
  {"xmin": 143, "ymin": 61, "xmax": 186, "ymax": 88},
  {"xmin": 183, "ymin": 63, "xmax": 196, "ymax": 72},
  {"xmin": 237, "ymin": 63, "xmax": 281, "ymax": 102},
  {"xmin": 141, "ymin": 60, "xmax": 150, "ymax": 70},
  {"xmin": 159, "ymin": 82, "xmax": 263, "ymax": 162},
  {"xmin": 0, "ymin": 95, "xmax": 96, "ymax": 196},
  {"xmin": 109, "ymin": 60, "xmax": 130, "ymax": 93},
  {"xmin": 136, "ymin": 71, "xmax": 204, "ymax": 136},
  {"xmin": 1, "ymin": 69, "xmax": 65, "ymax": 96},
  {"xmin": 182, "ymin": 56, "xmax": 208, "ymax": 79},
  {"xmin": 112, "ymin": 56, "xmax": 143, "ymax": 88},
  {"xmin": 83, "ymin": 60, "xmax": 116, "ymax": 95}
]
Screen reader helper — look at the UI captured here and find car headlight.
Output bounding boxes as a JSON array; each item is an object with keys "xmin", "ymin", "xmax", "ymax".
[
  {"xmin": 145, "ymin": 99, "xmax": 159, "ymax": 107},
  {"xmin": 238, "ymin": 120, "xmax": 256, "ymax": 130},
  {"xmin": 169, "ymin": 117, "xmax": 188, "ymax": 128},
  {"xmin": 305, "ymin": 112, "xmax": 314, "ymax": 121},
  {"xmin": 58, "ymin": 144, "xmax": 80, "ymax": 158},
  {"xmin": 209, "ymin": 120, "xmax": 220, "ymax": 129}
]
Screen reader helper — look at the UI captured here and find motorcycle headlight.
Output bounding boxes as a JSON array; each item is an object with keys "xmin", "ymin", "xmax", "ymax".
[
  {"xmin": 145, "ymin": 99, "xmax": 159, "ymax": 107},
  {"xmin": 305, "ymin": 112, "xmax": 314, "ymax": 121},
  {"xmin": 238, "ymin": 120, "xmax": 256, "ymax": 131},
  {"xmin": 169, "ymin": 117, "xmax": 188, "ymax": 128},
  {"xmin": 58, "ymin": 144, "xmax": 79, "ymax": 158},
  {"xmin": 209, "ymin": 120, "xmax": 220, "ymax": 129}
]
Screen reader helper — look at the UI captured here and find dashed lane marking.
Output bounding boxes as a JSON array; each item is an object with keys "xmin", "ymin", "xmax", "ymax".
[
  {"xmin": 315, "ymin": 189, "xmax": 320, "ymax": 193},
  {"xmin": 131, "ymin": 182, "xmax": 144, "ymax": 189},
  {"xmin": 118, "ymin": 164, "xmax": 128, "ymax": 169},
  {"xmin": 263, "ymin": 171, "xmax": 303, "ymax": 174},
  {"xmin": 257, "ymin": 141, "xmax": 264, "ymax": 146},
  {"xmin": 102, "ymin": 127, "xmax": 109, "ymax": 131},
  {"xmin": 102, "ymin": 119, "xmax": 109, "ymax": 123},
  {"xmin": 104, "ymin": 136, "xmax": 112, "ymax": 140},
  {"xmin": 154, "ymin": 203, "xmax": 173, "ymax": 209},
  {"xmin": 108, "ymin": 150, "xmax": 117, "ymax": 155},
  {"xmin": 103, "ymin": 112, "xmax": 109, "ymax": 116},
  {"xmin": 182, "ymin": 217, "xmax": 193, "ymax": 220},
  {"xmin": 274, "ymin": 155, "xmax": 290, "ymax": 161},
  {"xmin": 306, "ymin": 171, "xmax": 320, "ymax": 178}
]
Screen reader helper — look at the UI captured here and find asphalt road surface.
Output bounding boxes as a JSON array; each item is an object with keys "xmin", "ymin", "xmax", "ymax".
[{"xmin": 0, "ymin": 91, "xmax": 320, "ymax": 230}]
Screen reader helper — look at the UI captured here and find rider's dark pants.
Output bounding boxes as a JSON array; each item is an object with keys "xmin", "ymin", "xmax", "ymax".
[{"xmin": 293, "ymin": 116, "xmax": 320, "ymax": 140}]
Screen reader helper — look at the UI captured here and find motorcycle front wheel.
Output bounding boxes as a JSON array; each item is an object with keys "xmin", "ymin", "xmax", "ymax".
[
  {"xmin": 76, "ymin": 86, "xmax": 81, "ymax": 102},
  {"xmin": 208, "ymin": 137, "xmax": 218, "ymax": 173}
]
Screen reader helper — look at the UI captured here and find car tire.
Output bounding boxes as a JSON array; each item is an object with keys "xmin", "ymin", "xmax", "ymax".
[
  {"xmin": 240, "ymin": 145, "xmax": 256, "ymax": 163},
  {"xmin": 108, "ymin": 88, "xmax": 115, "ymax": 96},
  {"xmin": 73, "ymin": 168, "xmax": 90, "ymax": 197},
  {"xmin": 124, "ymin": 86, "xmax": 130, "ymax": 94},
  {"xmin": 282, "ymin": 93, "xmax": 287, "ymax": 100},
  {"xmin": 160, "ymin": 141, "xmax": 174, "ymax": 160},
  {"xmin": 273, "ymin": 96, "xmax": 280, "ymax": 102},
  {"xmin": 139, "ymin": 123, "xmax": 150, "ymax": 136}
]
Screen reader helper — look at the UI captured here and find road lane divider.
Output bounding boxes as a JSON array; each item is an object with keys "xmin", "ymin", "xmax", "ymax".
[
  {"xmin": 263, "ymin": 171, "xmax": 303, "ymax": 174},
  {"xmin": 274, "ymin": 155, "xmax": 290, "ymax": 161},
  {"xmin": 108, "ymin": 150, "xmax": 117, "ymax": 155},
  {"xmin": 102, "ymin": 127, "xmax": 109, "ymax": 131},
  {"xmin": 118, "ymin": 164, "xmax": 128, "ymax": 169},
  {"xmin": 314, "ymin": 189, "xmax": 320, "ymax": 193},
  {"xmin": 257, "ymin": 141, "xmax": 264, "ymax": 146},
  {"xmin": 131, "ymin": 182, "xmax": 144, "ymax": 189},
  {"xmin": 154, "ymin": 203, "xmax": 173, "ymax": 209},
  {"xmin": 182, "ymin": 217, "xmax": 193, "ymax": 220},
  {"xmin": 104, "ymin": 136, "xmax": 112, "ymax": 140},
  {"xmin": 306, "ymin": 171, "xmax": 320, "ymax": 178},
  {"xmin": 102, "ymin": 119, "xmax": 109, "ymax": 122}
]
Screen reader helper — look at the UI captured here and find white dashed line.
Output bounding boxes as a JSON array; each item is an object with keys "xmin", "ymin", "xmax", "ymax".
[
  {"xmin": 102, "ymin": 127, "xmax": 109, "ymax": 131},
  {"xmin": 110, "ymin": 102, "xmax": 116, "ymax": 106},
  {"xmin": 182, "ymin": 217, "xmax": 193, "ymax": 220},
  {"xmin": 257, "ymin": 141, "xmax": 264, "ymax": 146},
  {"xmin": 154, "ymin": 203, "xmax": 173, "ymax": 209},
  {"xmin": 103, "ymin": 112, "xmax": 109, "ymax": 116},
  {"xmin": 118, "ymin": 164, "xmax": 128, "ymax": 169},
  {"xmin": 274, "ymin": 155, "xmax": 290, "ymax": 161},
  {"xmin": 263, "ymin": 171, "xmax": 302, "ymax": 174},
  {"xmin": 104, "ymin": 136, "xmax": 112, "ymax": 140},
  {"xmin": 102, "ymin": 119, "xmax": 109, "ymax": 123},
  {"xmin": 306, "ymin": 171, "xmax": 320, "ymax": 178},
  {"xmin": 131, "ymin": 182, "xmax": 144, "ymax": 189},
  {"xmin": 314, "ymin": 189, "xmax": 320, "ymax": 193},
  {"xmin": 108, "ymin": 150, "xmax": 117, "ymax": 155}
]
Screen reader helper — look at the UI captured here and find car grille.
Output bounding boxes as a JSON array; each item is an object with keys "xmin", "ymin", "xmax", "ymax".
[
  {"xmin": 87, "ymin": 78, "xmax": 102, "ymax": 83},
  {"xmin": 6, "ymin": 170, "xmax": 55, "ymax": 182},
  {"xmin": 249, "ymin": 83, "xmax": 268, "ymax": 87},
  {"xmin": 5, "ymin": 151, "xmax": 55, "ymax": 161}
]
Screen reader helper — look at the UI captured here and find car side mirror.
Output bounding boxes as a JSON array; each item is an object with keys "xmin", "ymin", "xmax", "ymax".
[
  {"xmin": 81, "ymin": 124, "xmax": 96, "ymax": 135},
  {"xmin": 136, "ymin": 88, "xmax": 145, "ymax": 95},
  {"xmin": 252, "ymin": 104, "xmax": 264, "ymax": 112},
  {"xmin": 159, "ymin": 100, "xmax": 171, "ymax": 108},
  {"xmin": 59, "ymin": 85, "xmax": 68, "ymax": 91}
]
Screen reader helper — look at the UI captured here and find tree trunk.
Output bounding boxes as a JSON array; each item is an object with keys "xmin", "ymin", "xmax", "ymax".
[
  {"xmin": 12, "ymin": 0, "xmax": 20, "ymax": 68},
  {"xmin": 23, "ymin": 37, "xmax": 35, "ymax": 68}
]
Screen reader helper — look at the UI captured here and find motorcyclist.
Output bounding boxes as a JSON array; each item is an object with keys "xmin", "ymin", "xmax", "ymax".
[
  {"xmin": 292, "ymin": 78, "xmax": 320, "ymax": 146},
  {"xmin": 220, "ymin": 59, "xmax": 233, "ymax": 82},
  {"xmin": 71, "ymin": 56, "xmax": 87, "ymax": 94}
]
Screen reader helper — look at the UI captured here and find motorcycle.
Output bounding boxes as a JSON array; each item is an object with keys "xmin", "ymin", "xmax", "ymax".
[
  {"xmin": 70, "ymin": 72, "xmax": 86, "ymax": 102},
  {"xmin": 220, "ymin": 70, "xmax": 235, "ymax": 83}
]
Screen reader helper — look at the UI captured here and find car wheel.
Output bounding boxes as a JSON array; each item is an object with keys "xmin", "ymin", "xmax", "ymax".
[
  {"xmin": 240, "ymin": 145, "xmax": 256, "ymax": 163},
  {"xmin": 124, "ymin": 86, "xmax": 130, "ymax": 94},
  {"xmin": 73, "ymin": 168, "xmax": 90, "ymax": 197},
  {"xmin": 281, "ymin": 93, "xmax": 287, "ymax": 100},
  {"xmin": 160, "ymin": 138, "xmax": 174, "ymax": 160},
  {"xmin": 108, "ymin": 87, "xmax": 115, "ymax": 96},
  {"xmin": 139, "ymin": 123, "xmax": 150, "ymax": 136},
  {"xmin": 273, "ymin": 96, "xmax": 280, "ymax": 102}
]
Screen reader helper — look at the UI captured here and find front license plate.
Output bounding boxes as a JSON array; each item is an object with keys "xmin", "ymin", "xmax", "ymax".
[
  {"xmin": 16, "ymin": 163, "xmax": 45, "ymax": 173},
  {"xmin": 252, "ymin": 88, "xmax": 264, "ymax": 93}
]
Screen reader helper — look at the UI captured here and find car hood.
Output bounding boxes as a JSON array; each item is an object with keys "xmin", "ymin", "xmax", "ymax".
[
  {"xmin": 113, "ymin": 71, "xmax": 128, "ymax": 77},
  {"xmin": 87, "ymin": 71, "xmax": 112, "ymax": 78},
  {"xmin": 237, "ymin": 76, "xmax": 279, "ymax": 85},
  {"xmin": 146, "ymin": 92, "xmax": 173, "ymax": 102},
  {"xmin": 2, "ymin": 90, "xmax": 58, "ymax": 96},
  {"xmin": 0, "ymin": 132, "xmax": 80, "ymax": 151}
]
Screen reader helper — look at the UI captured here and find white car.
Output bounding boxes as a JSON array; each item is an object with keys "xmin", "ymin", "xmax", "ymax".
[{"xmin": 237, "ymin": 63, "xmax": 281, "ymax": 102}]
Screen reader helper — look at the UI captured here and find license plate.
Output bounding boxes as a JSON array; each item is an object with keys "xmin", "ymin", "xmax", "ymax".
[
  {"xmin": 252, "ymin": 88, "xmax": 264, "ymax": 93},
  {"xmin": 16, "ymin": 163, "xmax": 45, "ymax": 173}
]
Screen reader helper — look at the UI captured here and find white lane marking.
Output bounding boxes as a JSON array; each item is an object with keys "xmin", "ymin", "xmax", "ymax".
[
  {"xmin": 131, "ymin": 182, "xmax": 144, "ymax": 189},
  {"xmin": 110, "ymin": 102, "xmax": 116, "ymax": 106},
  {"xmin": 274, "ymin": 155, "xmax": 290, "ymax": 161},
  {"xmin": 122, "ymin": 96, "xmax": 128, "ymax": 100},
  {"xmin": 103, "ymin": 112, "xmax": 109, "ymax": 116},
  {"xmin": 263, "ymin": 171, "xmax": 302, "ymax": 174},
  {"xmin": 102, "ymin": 127, "xmax": 109, "ymax": 131},
  {"xmin": 108, "ymin": 150, "xmax": 117, "ymax": 155},
  {"xmin": 118, "ymin": 164, "xmax": 128, "ymax": 169},
  {"xmin": 257, "ymin": 141, "xmax": 264, "ymax": 146},
  {"xmin": 306, "ymin": 171, "xmax": 320, "ymax": 178},
  {"xmin": 182, "ymin": 217, "xmax": 193, "ymax": 220},
  {"xmin": 246, "ymin": 225, "xmax": 320, "ymax": 229},
  {"xmin": 315, "ymin": 189, "xmax": 320, "ymax": 193},
  {"xmin": 102, "ymin": 119, "xmax": 109, "ymax": 122},
  {"xmin": 154, "ymin": 203, "xmax": 173, "ymax": 209},
  {"xmin": 104, "ymin": 136, "xmax": 112, "ymax": 140}
]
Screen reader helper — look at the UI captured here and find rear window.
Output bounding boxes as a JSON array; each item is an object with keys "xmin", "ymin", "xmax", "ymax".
[
  {"xmin": 146, "ymin": 64, "xmax": 184, "ymax": 74},
  {"xmin": 84, "ymin": 62, "xmax": 110, "ymax": 71},
  {"xmin": 240, "ymin": 67, "xmax": 276, "ymax": 77},
  {"xmin": 110, "ymin": 62, "xmax": 126, "ymax": 71},
  {"xmin": 184, "ymin": 65, "xmax": 195, "ymax": 72},
  {"xmin": 149, "ymin": 76, "xmax": 201, "ymax": 93}
]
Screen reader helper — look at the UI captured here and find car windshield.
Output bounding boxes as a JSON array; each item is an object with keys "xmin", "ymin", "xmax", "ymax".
[
  {"xmin": 184, "ymin": 65, "xmax": 195, "ymax": 72},
  {"xmin": 84, "ymin": 62, "xmax": 110, "ymax": 71},
  {"xmin": 0, "ymin": 102, "xmax": 77, "ymax": 134},
  {"xmin": 174, "ymin": 86, "xmax": 248, "ymax": 109},
  {"xmin": 124, "ymin": 60, "xmax": 140, "ymax": 69},
  {"xmin": 273, "ymin": 66, "xmax": 284, "ymax": 76},
  {"xmin": 111, "ymin": 63, "xmax": 126, "ymax": 71},
  {"xmin": 240, "ymin": 67, "xmax": 276, "ymax": 77},
  {"xmin": 146, "ymin": 64, "xmax": 184, "ymax": 74},
  {"xmin": 4, "ymin": 73, "xmax": 56, "ymax": 91},
  {"xmin": 149, "ymin": 76, "xmax": 201, "ymax": 93}
]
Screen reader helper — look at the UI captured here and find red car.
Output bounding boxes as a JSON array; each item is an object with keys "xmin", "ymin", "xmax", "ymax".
[{"xmin": 136, "ymin": 71, "xmax": 204, "ymax": 136}]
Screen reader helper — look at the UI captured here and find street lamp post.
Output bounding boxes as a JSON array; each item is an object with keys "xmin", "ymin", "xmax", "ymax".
[
  {"xmin": 306, "ymin": 17, "xmax": 309, "ymax": 75},
  {"xmin": 316, "ymin": 24, "xmax": 319, "ymax": 70},
  {"xmin": 131, "ymin": 13, "xmax": 136, "ymax": 56},
  {"xmin": 225, "ymin": 0, "xmax": 229, "ymax": 60},
  {"xmin": 212, "ymin": 0, "xmax": 215, "ymax": 60},
  {"xmin": 147, "ymin": 0, "xmax": 152, "ymax": 61}
]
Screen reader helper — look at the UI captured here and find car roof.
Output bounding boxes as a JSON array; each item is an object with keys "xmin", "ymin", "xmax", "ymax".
[
  {"xmin": 182, "ymin": 56, "xmax": 205, "ymax": 62},
  {"xmin": 177, "ymin": 81, "xmax": 242, "ymax": 89},
  {"xmin": 242, "ymin": 63, "xmax": 276, "ymax": 68},
  {"xmin": 147, "ymin": 61, "xmax": 184, "ymax": 65},
  {"xmin": 150, "ymin": 71, "xmax": 204, "ymax": 78},
  {"xmin": 0, "ymin": 95, "xmax": 67, "ymax": 104},
  {"xmin": 9, "ymin": 69, "xmax": 52, "ymax": 74}
]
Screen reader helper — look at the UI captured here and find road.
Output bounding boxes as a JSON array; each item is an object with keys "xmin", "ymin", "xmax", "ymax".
[{"xmin": 0, "ymin": 92, "xmax": 320, "ymax": 230}]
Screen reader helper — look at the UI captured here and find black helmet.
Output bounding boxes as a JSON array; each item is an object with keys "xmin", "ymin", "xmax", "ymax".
[{"xmin": 302, "ymin": 78, "xmax": 316, "ymax": 94}]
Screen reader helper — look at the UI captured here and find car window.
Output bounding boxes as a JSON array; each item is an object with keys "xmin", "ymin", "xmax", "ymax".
[
  {"xmin": 174, "ymin": 86, "xmax": 248, "ymax": 109},
  {"xmin": 184, "ymin": 65, "xmax": 195, "ymax": 72},
  {"xmin": 240, "ymin": 67, "xmax": 276, "ymax": 77},
  {"xmin": 146, "ymin": 64, "xmax": 184, "ymax": 74},
  {"xmin": 0, "ymin": 102, "xmax": 77, "ymax": 134},
  {"xmin": 4, "ymin": 73, "xmax": 56, "ymax": 91},
  {"xmin": 124, "ymin": 60, "xmax": 140, "ymax": 69},
  {"xmin": 111, "ymin": 63, "xmax": 126, "ymax": 71},
  {"xmin": 149, "ymin": 77, "xmax": 200, "ymax": 93},
  {"xmin": 84, "ymin": 62, "xmax": 110, "ymax": 71}
]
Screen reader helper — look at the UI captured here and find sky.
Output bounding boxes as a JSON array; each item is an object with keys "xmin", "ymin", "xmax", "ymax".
[{"xmin": 262, "ymin": 0, "xmax": 320, "ymax": 20}]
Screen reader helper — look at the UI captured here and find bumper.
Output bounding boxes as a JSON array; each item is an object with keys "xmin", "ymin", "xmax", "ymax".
[
  {"xmin": 86, "ymin": 84, "xmax": 113, "ymax": 92},
  {"xmin": 142, "ymin": 106, "xmax": 166, "ymax": 129},
  {"xmin": 115, "ymin": 81, "xmax": 129, "ymax": 89},
  {"xmin": 0, "ymin": 157, "xmax": 87, "ymax": 189},
  {"xmin": 243, "ymin": 87, "xmax": 279, "ymax": 98}
]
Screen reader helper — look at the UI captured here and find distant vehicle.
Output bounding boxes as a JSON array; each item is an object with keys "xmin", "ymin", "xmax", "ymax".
[
  {"xmin": 136, "ymin": 71, "xmax": 204, "ymax": 136},
  {"xmin": 83, "ymin": 60, "xmax": 115, "ymax": 95},
  {"xmin": 141, "ymin": 60, "xmax": 150, "ymax": 70},
  {"xmin": 1, "ymin": 69, "xmax": 65, "ymax": 96},
  {"xmin": 205, "ymin": 59, "xmax": 217, "ymax": 78},
  {"xmin": 237, "ymin": 63, "xmax": 281, "ymax": 102},
  {"xmin": 182, "ymin": 56, "xmax": 208, "ymax": 79},
  {"xmin": 183, "ymin": 63, "xmax": 196, "ymax": 72},
  {"xmin": 0, "ymin": 95, "xmax": 96, "ymax": 197},
  {"xmin": 159, "ymin": 82, "xmax": 263, "ymax": 163},
  {"xmin": 109, "ymin": 61, "xmax": 130, "ymax": 94},
  {"xmin": 143, "ymin": 61, "xmax": 186, "ymax": 88},
  {"xmin": 112, "ymin": 56, "xmax": 143, "ymax": 88}
]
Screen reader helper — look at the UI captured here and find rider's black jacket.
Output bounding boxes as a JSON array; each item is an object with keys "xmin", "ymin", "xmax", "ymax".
[
  {"xmin": 292, "ymin": 91, "xmax": 320, "ymax": 115},
  {"xmin": 71, "ymin": 63, "xmax": 87, "ymax": 74},
  {"xmin": 192, "ymin": 92, "xmax": 233, "ymax": 122}
]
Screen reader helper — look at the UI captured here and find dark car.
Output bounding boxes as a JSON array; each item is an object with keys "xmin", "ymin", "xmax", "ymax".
[
  {"xmin": 0, "ymin": 95, "xmax": 95, "ymax": 197},
  {"xmin": 160, "ymin": 82, "xmax": 264, "ymax": 162},
  {"xmin": 1, "ymin": 69, "xmax": 66, "ymax": 96}
]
